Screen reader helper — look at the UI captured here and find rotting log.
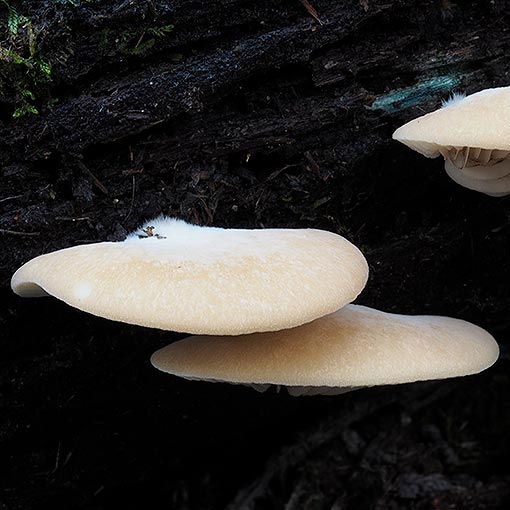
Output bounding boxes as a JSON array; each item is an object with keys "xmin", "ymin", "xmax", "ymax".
[{"xmin": 1, "ymin": 1, "xmax": 509, "ymax": 509}]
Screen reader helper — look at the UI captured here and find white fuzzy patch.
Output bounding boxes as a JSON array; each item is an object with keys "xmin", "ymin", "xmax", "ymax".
[
  {"xmin": 120, "ymin": 214, "xmax": 302, "ymax": 265},
  {"xmin": 125, "ymin": 215, "xmax": 201, "ymax": 241},
  {"xmin": 122, "ymin": 216, "xmax": 234, "ymax": 263},
  {"xmin": 441, "ymin": 91, "xmax": 466, "ymax": 108}
]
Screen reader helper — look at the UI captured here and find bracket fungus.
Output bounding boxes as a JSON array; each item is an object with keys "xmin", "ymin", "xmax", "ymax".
[
  {"xmin": 150, "ymin": 304, "xmax": 499, "ymax": 396},
  {"xmin": 393, "ymin": 86, "xmax": 510, "ymax": 196},
  {"xmin": 11, "ymin": 216, "xmax": 368, "ymax": 335}
]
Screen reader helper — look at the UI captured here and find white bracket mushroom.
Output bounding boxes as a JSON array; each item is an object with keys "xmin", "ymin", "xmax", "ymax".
[
  {"xmin": 11, "ymin": 216, "xmax": 368, "ymax": 335},
  {"xmin": 151, "ymin": 305, "xmax": 499, "ymax": 396},
  {"xmin": 393, "ymin": 86, "xmax": 510, "ymax": 196}
]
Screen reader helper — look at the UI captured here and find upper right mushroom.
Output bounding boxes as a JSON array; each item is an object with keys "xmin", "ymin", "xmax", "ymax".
[{"xmin": 392, "ymin": 86, "xmax": 510, "ymax": 196}]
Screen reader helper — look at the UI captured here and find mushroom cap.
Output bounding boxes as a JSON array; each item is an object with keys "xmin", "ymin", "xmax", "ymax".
[
  {"xmin": 11, "ymin": 217, "xmax": 369, "ymax": 335},
  {"xmin": 393, "ymin": 87, "xmax": 510, "ymax": 156},
  {"xmin": 151, "ymin": 304, "xmax": 499, "ymax": 388}
]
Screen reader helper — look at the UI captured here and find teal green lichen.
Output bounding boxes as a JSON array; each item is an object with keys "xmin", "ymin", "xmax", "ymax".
[{"xmin": 370, "ymin": 75, "xmax": 462, "ymax": 113}]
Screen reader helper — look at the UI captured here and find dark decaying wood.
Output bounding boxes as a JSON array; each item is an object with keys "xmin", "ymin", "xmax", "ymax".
[{"xmin": 1, "ymin": 1, "xmax": 509, "ymax": 508}]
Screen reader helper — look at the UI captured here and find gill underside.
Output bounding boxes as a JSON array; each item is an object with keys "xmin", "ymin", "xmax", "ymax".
[{"xmin": 440, "ymin": 146, "xmax": 510, "ymax": 196}]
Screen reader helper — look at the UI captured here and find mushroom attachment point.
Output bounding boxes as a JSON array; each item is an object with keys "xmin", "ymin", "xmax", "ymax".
[
  {"xmin": 393, "ymin": 86, "xmax": 510, "ymax": 196},
  {"xmin": 10, "ymin": 216, "xmax": 368, "ymax": 335},
  {"xmin": 150, "ymin": 305, "xmax": 499, "ymax": 396}
]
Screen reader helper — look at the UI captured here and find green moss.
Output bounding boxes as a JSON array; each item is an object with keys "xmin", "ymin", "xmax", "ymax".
[
  {"xmin": 1, "ymin": 1, "xmax": 174, "ymax": 120},
  {"xmin": 99, "ymin": 23, "xmax": 174, "ymax": 57},
  {"xmin": 0, "ymin": 0, "xmax": 51, "ymax": 119}
]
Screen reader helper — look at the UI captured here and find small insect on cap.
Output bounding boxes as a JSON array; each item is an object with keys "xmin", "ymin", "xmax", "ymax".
[
  {"xmin": 150, "ymin": 304, "xmax": 499, "ymax": 396},
  {"xmin": 11, "ymin": 217, "xmax": 369, "ymax": 335},
  {"xmin": 392, "ymin": 87, "xmax": 510, "ymax": 196}
]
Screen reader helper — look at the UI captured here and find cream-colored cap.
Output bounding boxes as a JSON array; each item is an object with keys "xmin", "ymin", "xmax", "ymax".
[
  {"xmin": 151, "ymin": 304, "xmax": 499, "ymax": 394},
  {"xmin": 393, "ymin": 87, "xmax": 510, "ymax": 156},
  {"xmin": 11, "ymin": 217, "xmax": 369, "ymax": 335}
]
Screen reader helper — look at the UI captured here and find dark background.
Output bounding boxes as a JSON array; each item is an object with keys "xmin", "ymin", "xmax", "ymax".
[{"xmin": 1, "ymin": 1, "xmax": 509, "ymax": 508}]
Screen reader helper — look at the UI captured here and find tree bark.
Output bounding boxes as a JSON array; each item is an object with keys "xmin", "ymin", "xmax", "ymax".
[{"xmin": 1, "ymin": 1, "xmax": 509, "ymax": 508}]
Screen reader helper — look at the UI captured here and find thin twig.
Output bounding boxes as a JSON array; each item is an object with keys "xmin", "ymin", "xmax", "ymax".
[
  {"xmin": 134, "ymin": 30, "xmax": 146, "ymax": 49},
  {"xmin": 0, "ymin": 228, "xmax": 40, "ymax": 236},
  {"xmin": 125, "ymin": 175, "xmax": 136, "ymax": 220},
  {"xmin": 76, "ymin": 161, "xmax": 109, "ymax": 195},
  {"xmin": 0, "ymin": 193, "xmax": 23, "ymax": 203},
  {"xmin": 52, "ymin": 442, "xmax": 61, "ymax": 474},
  {"xmin": 299, "ymin": 0, "xmax": 323, "ymax": 25},
  {"xmin": 55, "ymin": 216, "xmax": 92, "ymax": 222}
]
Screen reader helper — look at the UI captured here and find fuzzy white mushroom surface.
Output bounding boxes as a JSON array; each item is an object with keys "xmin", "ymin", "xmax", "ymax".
[
  {"xmin": 393, "ymin": 86, "xmax": 510, "ymax": 196},
  {"xmin": 11, "ymin": 217, "xmax": 369, "ymax": 335},
  {"xmin": 150, "ymin": 304, "xmax": 499, "ymax": 396}
]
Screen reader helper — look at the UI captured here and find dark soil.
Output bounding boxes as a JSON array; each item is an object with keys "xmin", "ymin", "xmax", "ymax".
[{"xmin": 1, "ymin": 1, "xmax": 509, "ymax": 509}]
